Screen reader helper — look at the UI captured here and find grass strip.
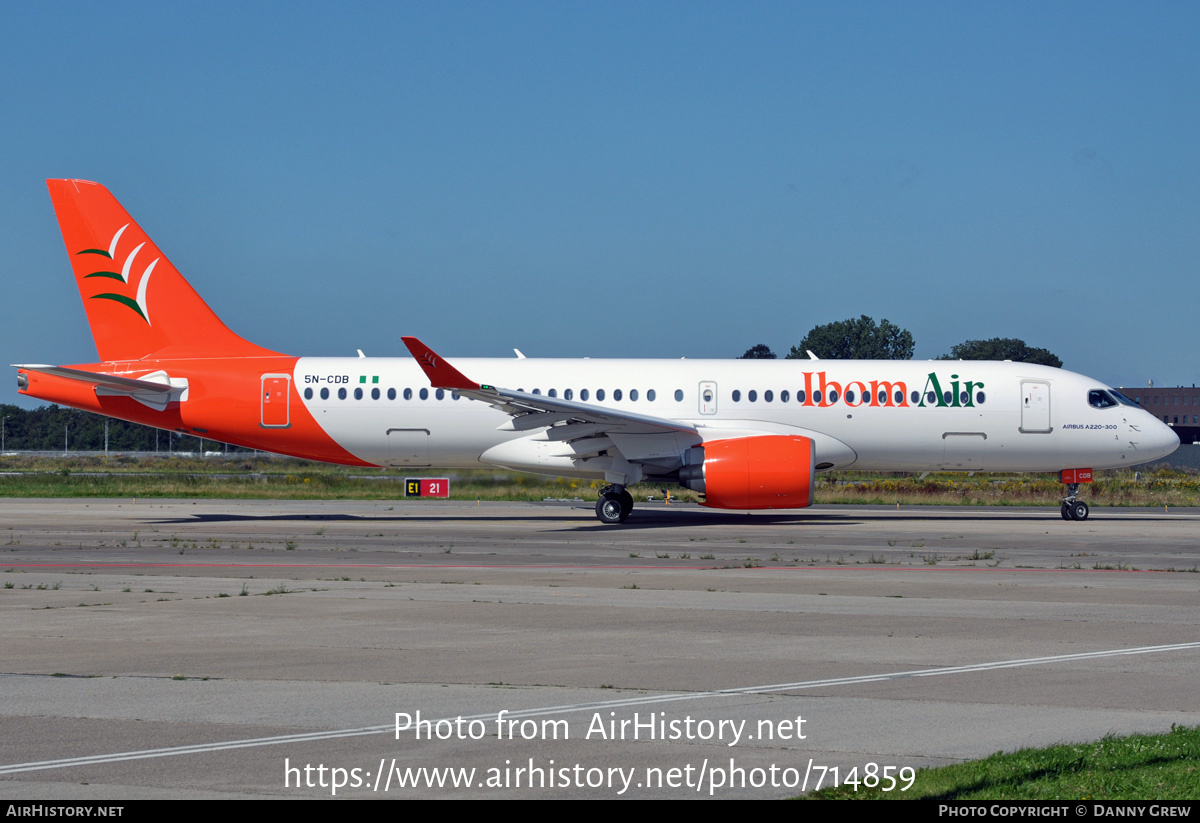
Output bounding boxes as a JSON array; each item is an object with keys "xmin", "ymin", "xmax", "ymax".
[
  {"xmin": 806, "ymin": 725, "xmax": 1200, "ymax": 800},
  {"xmin": 0, "ymin": 456, "xmax": 1196, "ymax": 507}
]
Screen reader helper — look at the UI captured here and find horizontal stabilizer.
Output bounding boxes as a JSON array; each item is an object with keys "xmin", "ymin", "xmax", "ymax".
[
  {"xmin": 14, "ymin": 364, "xmax": 187, "ymax": 411},
  {"xmin": 14, "ymin": 364, "xmax": 172, "ymax": 393}
]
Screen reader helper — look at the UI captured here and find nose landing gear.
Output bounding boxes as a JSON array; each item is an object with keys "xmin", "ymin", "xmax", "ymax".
[{"xmin": 1060, "ymin": 483, "xmax": 1090, "ymax": 521}]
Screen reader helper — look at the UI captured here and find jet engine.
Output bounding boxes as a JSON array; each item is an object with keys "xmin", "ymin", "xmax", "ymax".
[{"xmin": 677, "ymin": 435, "xmax": 815, "ymax": 510}]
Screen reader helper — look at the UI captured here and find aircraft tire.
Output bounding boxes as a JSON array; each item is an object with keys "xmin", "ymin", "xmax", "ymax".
[
  {"xmin": 1068, "ymin": 501, "xmax": 1090, "ymax": 521},
  {"xmin": 596, "ymin": 493, "xmax": 629, "ymax": 525},
  {"xmin": 1061, "ymin": 503, "xmax": 1072, "ymax": 521}
]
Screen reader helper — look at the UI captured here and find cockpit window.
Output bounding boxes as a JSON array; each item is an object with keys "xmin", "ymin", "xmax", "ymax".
[
  {"xmin": 1088, "ymin": 389, "xmax": 1118, "ymax": 409},
  {"xmin": 1108, "ymin": 389, "xmax": 1139, "ymax": 408}
]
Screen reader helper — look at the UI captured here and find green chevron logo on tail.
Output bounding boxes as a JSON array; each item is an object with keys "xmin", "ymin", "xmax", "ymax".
[{"xmin": 77, "ymin": 223, "xmax": 157, "ymax": 324}]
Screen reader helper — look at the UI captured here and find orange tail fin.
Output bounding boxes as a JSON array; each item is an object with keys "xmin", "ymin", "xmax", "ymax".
[{"xmin": 47, "ymin": 179, "xmax": 280, "ymax": 362}]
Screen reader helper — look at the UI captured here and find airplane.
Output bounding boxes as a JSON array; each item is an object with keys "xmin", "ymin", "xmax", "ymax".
[{"xmin": 13, "ymin": 180, "xmax": 1180, "ymax": 525}]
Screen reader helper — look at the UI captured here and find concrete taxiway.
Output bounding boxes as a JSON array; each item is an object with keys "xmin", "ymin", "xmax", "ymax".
[{"xmin": 2, "ymin": 498, "xmax": 1199, "ymax": 798}]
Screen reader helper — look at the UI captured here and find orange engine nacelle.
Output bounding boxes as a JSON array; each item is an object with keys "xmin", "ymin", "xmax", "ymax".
[{"xmin": 678, "ymin": 435, "xmax": 815, "ymax": 510}]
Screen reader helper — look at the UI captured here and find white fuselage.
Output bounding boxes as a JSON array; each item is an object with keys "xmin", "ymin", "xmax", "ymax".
[{"xmin": 293, "ymin": 357, "xmax": 1179, "ymax": 476}]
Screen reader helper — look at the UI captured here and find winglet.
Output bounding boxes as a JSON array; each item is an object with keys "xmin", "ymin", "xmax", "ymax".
[{"xmin": 401, "ymin": 337, "xmax": 481, "ymax": 391}]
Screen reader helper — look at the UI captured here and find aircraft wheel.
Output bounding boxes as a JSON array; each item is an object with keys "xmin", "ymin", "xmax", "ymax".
[
  {"xmin": 596, "ymin": 492, "xmax": 630, "ymax": 525},
  {"xmin": 1068, "ymin": 501, "xmax": 1090, "ymax": 521},
  {"xmin": 1061, "ymin": 503, "xmax": 1072, "ymax": 521},
  {"xmin": 619, "ymin": 489, "xmax": 634, "ymax": 514}
]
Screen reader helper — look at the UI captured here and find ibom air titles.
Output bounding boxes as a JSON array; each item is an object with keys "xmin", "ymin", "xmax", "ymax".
[{"xmin": 783, "ymin": 371, "xmax": 983, "ymax": 408}]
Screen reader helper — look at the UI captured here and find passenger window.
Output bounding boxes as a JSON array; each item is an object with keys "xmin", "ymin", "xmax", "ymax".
[
  {"xmin": 748, "ymin": 390, "xmax": 757, "ymax": 402},
  {"xmin": 780, "ymin": 390, "xmax": 790, "ymax": 403},
  {"xmin": 532, "ymin": 388, "xmax": 541, "ymax": 395},
  {"xmin": 828, "ymin": 390, "xmax": 838, "ymax": 403},
  {"xmin": 764, "ymin": 390, "xmax": 773, "ymax": 402},
  {"xmin": 976, "ymin": 391, "xmax": 986, "ymax": 405},
  {"xmin": 732, "ymin": 390, "xmax": 742, "ymax": 402},
  {"xmin": 338, "ymin": 388, "xmax": 347, "ymax": 400},
  {"xmin": 959, "ymin": 391, "xmax": 969, "ymax": 405},
  {"xmin": 845, "ymin": 390, "xmax": 855, "ymax": 404},
  {"xmin": 925, "ymin": 391, "xmax": 936, "ymax": 404},
  {"xmin": 895, "ymin": 390, "xmax": 904, "ymax": 405},
  {"xmin": 320, "ymin": 387, "xmax": 329, "ymax": 400},
  {"xmin": 630, "ymin": 389, "xmax": 639, "ymax": 401},
  {"xmin": 388, "ymin": 388, "xmax": 397, "ymax": 400},
  {"xmin": 647, "ymin": 389, "xmax": 655, "ymax": 401},
  {"xmin": 674, "ymin": 389, "xmax": 684, "ymax": 402},
  {"xmin": 614, "ymin": 389, "xmax": 623, "ymax": 401},
  {"xmin": 596, "ymin": 389, "xmax": 605, "ymax": 401},
  {"xmin": 304, "ymin": 387, "xmax": 313, "ymax": 400},
  {"xmin": 419, "ymin": 388, "xmax": 428, "ymax": 400},
  {"xmin": 565, "ymin": 389, "xmax": 573, "ymax": 400},
  {"xmin": 404, "ymin": 388, "xmax": 413, "ymax": 400},
  {"xmin": 436, "ymin": 389, "xmax": 444, "ymax": 400},
  {"xmin": 797, "ymin": 390, "xmax": 806, "ymax": 403},
  {"xmin": 813, "ymin": 390, "xmax": 823, "ymax": 403},
  {"xmin": 581, "ymin": 389, "xmax": 590, "ymax": 401},
  {"xmin": 354, "ymin": 387, "xmax": 363, "ymax": 400},
  {"xmin": 548, "ymin": 389, "xmax": 557, "ymax": 398}
]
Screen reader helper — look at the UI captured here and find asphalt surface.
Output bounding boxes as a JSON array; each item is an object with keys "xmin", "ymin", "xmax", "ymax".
[{"xmin": 2, "ymin": 498, "xmax": 1199, "ymax": 798}]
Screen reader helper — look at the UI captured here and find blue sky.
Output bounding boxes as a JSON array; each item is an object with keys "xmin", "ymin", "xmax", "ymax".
[{"xmin": 3, "ymin": 1, "xmax": 1198, "ymax": 407}]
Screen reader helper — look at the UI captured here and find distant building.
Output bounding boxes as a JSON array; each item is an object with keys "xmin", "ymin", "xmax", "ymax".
[{"xmin": 1117, "ymin": 385, "xmax": 1200, "ymax": 445}]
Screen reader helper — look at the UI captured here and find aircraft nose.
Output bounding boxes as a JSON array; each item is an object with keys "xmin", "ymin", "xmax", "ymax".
[{"xmin": 1152, "ymin": 419, "xmax": 1181, "ymax": 460}]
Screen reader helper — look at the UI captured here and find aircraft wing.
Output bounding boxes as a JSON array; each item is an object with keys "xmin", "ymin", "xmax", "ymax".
[
  {"xmin": 401, "ymin": 337, "xmax": 702, "ymax": 482},
  {"xmin": 400, "ymin": 337, "xmax": 698, "ymax": 437}
]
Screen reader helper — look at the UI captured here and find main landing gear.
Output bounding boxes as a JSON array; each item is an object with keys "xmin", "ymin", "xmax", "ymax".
[
  {"xmin": 1060, "ymin": 483, "xmax": 1089, "ymax": 521},
  {"xmin": 596, "ymin": 485, "xmax": 634, "ymax": 525}
]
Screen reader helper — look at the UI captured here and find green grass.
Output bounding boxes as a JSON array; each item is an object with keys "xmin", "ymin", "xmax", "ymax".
[
  {"xmin": 806, "ymin": 725, "xmax": 1200, "ymax": 800},
  {"xmin": 820, "ymin": 469, "xmax": 1200, "ymax": 508},
  {"xmin": 0, "ymin": 455, "xmax": 1195, "ymax": 508},
  {"xmin": 0, "ymin": 456, "xmax": 629, "ymax": 501}
]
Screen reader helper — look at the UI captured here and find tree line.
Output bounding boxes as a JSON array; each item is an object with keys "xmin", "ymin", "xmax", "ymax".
[
  {"xmin": 740, "ymin": 316, "xmax": 1062, "ymax": 366},
  {"xmin": 0, "ymin": 404, "xmax": 243, "ymax": 453}
]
